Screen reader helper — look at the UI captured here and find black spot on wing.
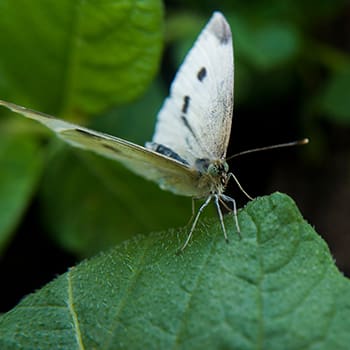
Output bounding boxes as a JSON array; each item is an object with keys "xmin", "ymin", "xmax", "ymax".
[
  {"xmin": 147, "ymin": 142, "xmax": 189, "ymax": 165},
  {"xmin": 102, "ymin": 143, "xmax": 121, "ymax": 153},
  {"xmin": 197, "ymin": 67, "xmax": 207, "ymax": 82},
  {"xmin": 74, "ymin": 129, "xmax": 121, "ymax": 154},
  {"xmin": 182, "ymin": 95, "xmax": 190, "ymax": 114},
  {"xmin": 211, "ymin": 18, "xmax": 231, "ymax": 44},
  {"xmin": 181, "ymin": 115, "xmax": 198, "ymax": 142},
  {"xmin": 219, "ymin": 28, "xmax": 230, "ymax": 44}
]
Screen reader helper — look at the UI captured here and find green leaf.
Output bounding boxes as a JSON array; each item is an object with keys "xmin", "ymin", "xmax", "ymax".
[
  {"xmin": 1, "ymin": 193, "xmax": 349, "ymax": 349},
  {"xmin": 0, "ymin": 134, "xmax": 43, "ymax": 254},
  {"xmin": 0, "ymin": 0, "xmax": 163, "ymax": 115},
  {"xmin": 91, "ymin": 79, "xmax": 165, "ymax": 144},
  {"xmin": 320, "ymin": 66, "xmax": 350, "ymax": 124}
]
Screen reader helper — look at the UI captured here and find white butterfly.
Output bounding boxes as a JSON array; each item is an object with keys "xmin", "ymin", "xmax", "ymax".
[{"xmin": 0, "ymin": 12, "xmax": 307, "ymax": 251}]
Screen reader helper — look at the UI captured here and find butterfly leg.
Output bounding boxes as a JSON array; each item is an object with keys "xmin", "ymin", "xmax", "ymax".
[
  {"xmin": 221, "ymin": 194, "xmax": 241, "ymax": 239},
  {"xmin": 185, "ymin": 197, "xmax": 197, "ymax": 227},
  {"xmin": 178, "ymin": 195, "xmax": 212, "ymax": 253},
  {"xmin": 214, "ymin": 195, "xmax": 229, "ymax": 243}
]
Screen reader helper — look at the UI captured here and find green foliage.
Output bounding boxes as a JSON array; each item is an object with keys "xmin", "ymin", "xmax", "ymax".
[
  {"xmin": 0, "ymin": 2, "xmax": 349, "ymax": 347},
  {"xmin": 0, "ymin": 193, "xmax": 349, "ymax": 349},
  {"xmin": 0, "ymin": 0, "xmax": 163, "ymax": 116},
  {"xmin": 0, "ymin": 135, "xmax": 43, "ymax": 253},
  {"xmin": 0, "ymin": 0, "xmax": 164, "ymax": 255}
]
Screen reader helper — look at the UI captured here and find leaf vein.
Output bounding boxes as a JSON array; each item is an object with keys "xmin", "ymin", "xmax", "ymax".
[{"xmin": 67, "ymin": 268, "xmax": 85, "ymax": 350}]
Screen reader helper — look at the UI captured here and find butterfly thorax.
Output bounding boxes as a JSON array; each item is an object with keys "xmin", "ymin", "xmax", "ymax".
[{"xmin": 195, "ymin": 158, "xmax": 229, "ymax": 196}]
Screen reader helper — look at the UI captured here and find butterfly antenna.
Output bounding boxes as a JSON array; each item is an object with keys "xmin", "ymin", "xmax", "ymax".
[
  {"xmin": 227, "ymin": 138, "xmax": 309, "ymax": 160},
  {"xmin": 227, "ymin": 172, "xmax": 254, "ymax": 201}
]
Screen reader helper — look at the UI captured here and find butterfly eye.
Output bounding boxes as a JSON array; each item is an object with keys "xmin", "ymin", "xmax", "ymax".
[
  {"xmin": 223, "ymin": 162, "xmax": 229, "ymax": 173},
  {"xmin": 208, "ymin": 163, "xmax": 219, "ymax": 176}
]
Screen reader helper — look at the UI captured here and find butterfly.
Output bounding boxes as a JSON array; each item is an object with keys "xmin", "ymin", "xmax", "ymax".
[{"xmin": 0, "ymin": 12, "xmax": 307, "ymax": 252}]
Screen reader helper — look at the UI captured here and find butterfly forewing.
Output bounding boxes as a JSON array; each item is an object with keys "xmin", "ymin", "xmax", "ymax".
[{"xmin": 148, "ymin": 12, "xmax": 234, "ymax": 166}]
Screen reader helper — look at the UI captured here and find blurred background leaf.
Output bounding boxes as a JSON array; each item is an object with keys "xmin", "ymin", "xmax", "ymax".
[
  {"xmin": 0, "ymin": 135, "xmax": 43, "ymax": 254},
  {"xmin": 0, "ymin": 0, "xmax": 163, "ymax": 116},
  {"xmin": 1, "ymin": 0, "xmax": 350, "ymax": 314},
  {"xmin": 320, "ymin": 65, "xmax": 350, "ymax": 124}
]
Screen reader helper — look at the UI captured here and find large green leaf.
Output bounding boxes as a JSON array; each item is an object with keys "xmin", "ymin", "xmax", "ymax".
[
  {"xmin": 0, "ymin": 0, "xmax": 163, "ymax": 115},
  {"xmin": 1, "ymin": 193, "xmax": 349, "ymax": 349},
  {"xmin": 0, "ymin": 134, "xmax": 43, "ymax": 254}
]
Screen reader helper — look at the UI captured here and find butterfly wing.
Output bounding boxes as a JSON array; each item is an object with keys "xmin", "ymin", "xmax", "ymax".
[
  {"xmin": 0, "ymin": 100, "xmax": 203, "ymax": 197},
  {"xmin": 147, "ymin": 12, "xmax": 234, "ymax": 166}
]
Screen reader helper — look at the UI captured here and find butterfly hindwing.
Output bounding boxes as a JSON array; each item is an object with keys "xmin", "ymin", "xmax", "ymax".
[
  {"xmin": 0, "ymin": 100, "xmax": 202, "ymax": 196},
  {"xmin": 148, "ymin": 12, "xmax": 234, "ymax": 166}
]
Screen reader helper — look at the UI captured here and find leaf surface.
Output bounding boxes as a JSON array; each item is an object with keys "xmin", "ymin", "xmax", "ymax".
[
  {"xmin": 0, "ymin": 0, "xmax": 163, "ymax": 115},
  {"xmin": 0, "ymin": 193, "xmax": 349, "ymax": 349}
]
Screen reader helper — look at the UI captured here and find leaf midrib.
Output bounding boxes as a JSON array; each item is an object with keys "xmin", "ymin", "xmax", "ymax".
[{"xmin": 67, "ymin": 268, "xmax": 85, "ymax": 350}]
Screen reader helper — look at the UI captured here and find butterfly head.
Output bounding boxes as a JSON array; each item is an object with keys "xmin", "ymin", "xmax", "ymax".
[
  {"xmin": 196, "ymin": 158, "xmax": 229, "ymax": 195},
  {"xmin": 207, "ymin": 160, "xmax": 229, "ymax": 177}
]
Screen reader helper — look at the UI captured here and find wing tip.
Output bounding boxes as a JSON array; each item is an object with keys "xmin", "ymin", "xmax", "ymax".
[
  {"xmin": 0, "ymin": 99, "xmax": 11, "ymax": 108},
  {"xmin": 0, "ymin": 99, "xmax": 58, "ymax": 122},
  {"xmin": 207, "ymin": 11, "xmax": 231, "ymax": 45},
  {"xmin": 0, "ymin": 99, "xmax": 27, "ymax": 115}
]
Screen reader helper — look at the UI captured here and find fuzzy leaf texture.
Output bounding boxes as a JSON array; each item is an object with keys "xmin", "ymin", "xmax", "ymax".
[{"xmin": 0, "ymin": 193, "xmax": 349, "ymax": 350}]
